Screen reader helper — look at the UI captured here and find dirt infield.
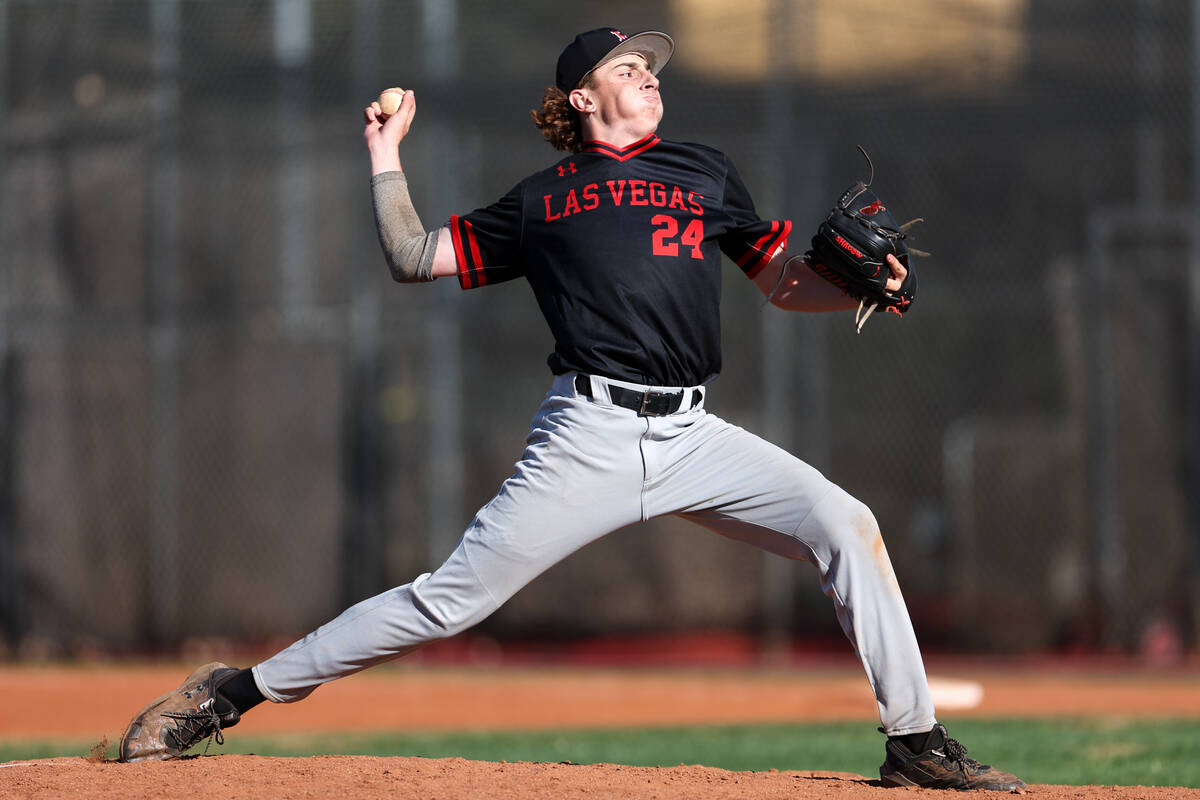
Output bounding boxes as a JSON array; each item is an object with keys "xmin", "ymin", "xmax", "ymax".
[
  {"xmin": 2, "ymin": 658, "xmax": 1199, "ymax": 798},
  {"xmin": 4, "ymin": 755, "xmax": 1200, "ymax": 799}
]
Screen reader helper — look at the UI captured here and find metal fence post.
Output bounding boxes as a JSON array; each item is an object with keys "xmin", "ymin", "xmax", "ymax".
[
  {"xmin": 148, "ymin": 0, "xmax": 182, "ymax": 644},
  {"xmin": 422, "ymin": 0, "xmax": 465, "ymax": 569},
  {"xmin": 0, "ymin": 0, "xmax": 17, "ymax": 651},
  {"xmin": 343, "ymin": 0, "xmax": 387, "ymax": 605},
  {"xmin": 275, "ymin": 0, "xmax": 315, "ymax": 330},
  {"xmin": 1190, "ymin": 0, "xmax": 1200, "ymax": 648}
]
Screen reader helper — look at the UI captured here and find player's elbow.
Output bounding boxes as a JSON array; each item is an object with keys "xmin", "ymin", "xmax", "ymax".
[{"xmin": 382, "ymin": 229, "xmax": 439, "ymax": 283}]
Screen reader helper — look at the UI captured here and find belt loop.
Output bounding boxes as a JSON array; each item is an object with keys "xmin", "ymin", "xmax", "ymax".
[{"xmin": 588, "ymin": 373, "xmax": 612, "ymax": 407}]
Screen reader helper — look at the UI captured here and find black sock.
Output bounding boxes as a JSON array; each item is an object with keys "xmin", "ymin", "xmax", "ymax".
[
  {"xmin": 218, "ymin": 667, "xmax": 266, "ymax": 715},
  {"xmin": 890, "ymin": 725, "xmax": 945, "ymax": 754}
]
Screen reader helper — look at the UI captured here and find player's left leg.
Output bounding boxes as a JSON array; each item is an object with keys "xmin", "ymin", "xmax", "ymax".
[
  {"xmin": 642, "ymin": 411, "xmax": 1024, "ymax": 790},
  {"xmin": 640, "ymin": 411, "xmax": 934, "ymax": 735}
]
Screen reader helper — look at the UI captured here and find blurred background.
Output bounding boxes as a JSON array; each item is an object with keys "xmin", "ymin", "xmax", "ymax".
[{"xmin": 0, "ymin": 0, "xmax": 1196, "ymax": 663}]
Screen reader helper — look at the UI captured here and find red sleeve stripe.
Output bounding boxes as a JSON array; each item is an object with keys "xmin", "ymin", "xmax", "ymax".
[
  {"xmin": 737, "ymin": 220, "xmax": 792, "ymax": 278},
  {"xmin": 465, "ymin": 221, "xmax": 486, "ymax": 287},
  {"xmin": 450, "ymin": 215, "xmax": 469, "ymax": 288},
  {"xmin": 450, "ymin": 215, "xmax": 487, "ymax": 290},
  {"xmin": 734, "ymin": 221, "xmax": 778, "ymax": 269}
]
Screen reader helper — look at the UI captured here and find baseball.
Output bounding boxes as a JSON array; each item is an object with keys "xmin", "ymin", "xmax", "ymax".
[{"xmin": 377, "ymin": 88, "xmax": 405, "ymax": 121}]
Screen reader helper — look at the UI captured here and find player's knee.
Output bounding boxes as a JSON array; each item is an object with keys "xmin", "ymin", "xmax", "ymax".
[
  {"xmin": 808, "ymin": 487, "xmax": 881, "ymax": 552},
  {"xmin": 408, "ymin": 574, "xmax": 498, "ymax": 637}
]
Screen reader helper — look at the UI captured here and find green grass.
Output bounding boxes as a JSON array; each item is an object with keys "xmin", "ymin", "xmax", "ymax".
[{"xmin": 5, "ymin": 718, "xmax": 1199, "ymax": 788}]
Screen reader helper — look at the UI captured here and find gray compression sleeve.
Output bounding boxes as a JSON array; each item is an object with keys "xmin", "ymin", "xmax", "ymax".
[{"xmin": 370, "ymin": 171, "xmax": 438, "ymax": 283}]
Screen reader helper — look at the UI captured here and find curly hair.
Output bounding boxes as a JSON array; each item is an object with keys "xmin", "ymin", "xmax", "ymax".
[{"xmin": 530, "ymin": 86, "xmax": 584, "ymax": 153}]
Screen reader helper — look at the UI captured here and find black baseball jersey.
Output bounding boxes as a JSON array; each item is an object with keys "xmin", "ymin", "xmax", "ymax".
[{"xmin": 448, "ymin": 135, "xmax": 791, "ymax": 387}]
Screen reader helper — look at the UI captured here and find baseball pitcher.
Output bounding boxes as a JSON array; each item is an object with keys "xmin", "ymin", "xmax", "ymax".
[{"xmin": 119, "ymin": 27, "xmax": 1024, "ymax": 791}]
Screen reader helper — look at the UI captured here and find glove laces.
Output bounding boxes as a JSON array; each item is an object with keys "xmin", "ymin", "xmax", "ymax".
[{"xmin": 855, "ymin": 299, "xmax": 878, "ymax": 333}]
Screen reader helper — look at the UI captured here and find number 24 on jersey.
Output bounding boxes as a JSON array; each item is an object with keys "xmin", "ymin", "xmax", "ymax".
[{"xmin": 652, "ymin": 215, "xmax": 704, "ymax": 260}]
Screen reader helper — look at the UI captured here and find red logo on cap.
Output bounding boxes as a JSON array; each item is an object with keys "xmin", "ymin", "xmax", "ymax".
[{"xmin": 610, "ymin": 30, "xmax": 627, "ymax": 41}]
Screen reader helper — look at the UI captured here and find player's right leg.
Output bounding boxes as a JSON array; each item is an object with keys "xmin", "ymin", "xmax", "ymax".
[{"xmin": 119, "ymin": 375, "xmax": 646, "ymax": 760}]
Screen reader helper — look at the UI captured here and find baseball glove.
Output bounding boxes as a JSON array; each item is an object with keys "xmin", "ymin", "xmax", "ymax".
[{"xmin": 807, "ymin": 147, "xmax": 923, "ymax": 332}]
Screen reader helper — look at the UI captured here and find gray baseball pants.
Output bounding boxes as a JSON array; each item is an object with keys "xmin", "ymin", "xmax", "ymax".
[{"xmin": 253, "ymin": 372, "xmax": 938, "ymax": 736}]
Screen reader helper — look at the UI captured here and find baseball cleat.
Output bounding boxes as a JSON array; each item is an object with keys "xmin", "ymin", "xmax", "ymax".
[
  {"xmin": 118, "ymin": 662, "xmax": 242, "ymax": 762},
  {"xmin": 879, "ymin": 724, "xmax": 1027, "ymax": 791}
]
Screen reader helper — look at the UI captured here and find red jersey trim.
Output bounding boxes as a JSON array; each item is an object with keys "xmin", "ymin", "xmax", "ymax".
[
  {"xmin": 450, "ymin": 215, "xmax": 487, "ymax": 289},
  {"xmin": 738, "ymin": 220, "xmax": 793, "ymax": 280},
  {"xmin": 583, "ymin": 134, "xmax": 661, "ymax": 162}
]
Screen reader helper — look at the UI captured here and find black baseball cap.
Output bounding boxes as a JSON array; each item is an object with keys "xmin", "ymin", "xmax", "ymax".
[{"xmin": 555, "ymin": 28, "xmax": 674, "ymax": 93}]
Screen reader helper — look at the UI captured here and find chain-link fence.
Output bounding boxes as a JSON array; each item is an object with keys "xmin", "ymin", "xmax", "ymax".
[{"xmin": 1, "ymin": 0, "xmax": 1197, "ymax": 658}]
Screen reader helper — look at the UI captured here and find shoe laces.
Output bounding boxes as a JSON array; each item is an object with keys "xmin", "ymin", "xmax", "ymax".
[
  {"xmin": 162, "ymin": 697, "xmax": 226, "ymax": 756},
  {"xmin": 938, "ymin": 737, "xmax": 987, "ymax": 774}
]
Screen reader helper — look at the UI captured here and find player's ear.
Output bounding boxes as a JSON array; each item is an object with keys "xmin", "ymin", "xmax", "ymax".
[{"xmin": 568, "ymin": 88, "xmax": 594, "ymax": 114}]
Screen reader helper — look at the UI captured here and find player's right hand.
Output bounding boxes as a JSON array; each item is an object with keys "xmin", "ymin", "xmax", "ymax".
[{"xmin": 364, "ymin": 88, "xmax": 415, "ymax": 149}]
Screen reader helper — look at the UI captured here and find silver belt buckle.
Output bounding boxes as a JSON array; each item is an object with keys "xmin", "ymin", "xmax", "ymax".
[{"xmin": 639, "ymin": 389, "xmax": 684, "ymax": 416}]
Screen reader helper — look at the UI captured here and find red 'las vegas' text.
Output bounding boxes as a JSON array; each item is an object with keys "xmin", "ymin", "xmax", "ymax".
[{"xmin": 543, "ymin": 180, "xmax": 706, "ymax": 260}]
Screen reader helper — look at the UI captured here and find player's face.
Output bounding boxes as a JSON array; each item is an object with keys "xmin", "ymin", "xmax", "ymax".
[{"xmin": 580, "ymin": 53, "xmax": 663, "ymax": 138}]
